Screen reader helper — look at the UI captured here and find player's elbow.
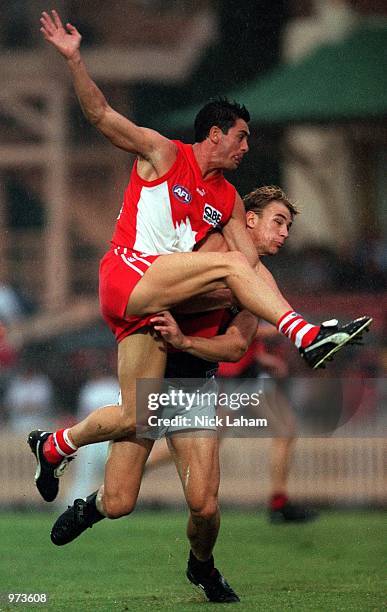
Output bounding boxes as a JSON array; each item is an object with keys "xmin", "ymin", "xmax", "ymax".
[
  {"xmin": 82, "ymin": 99, "xmax": 109, "ymax": 127},
  {"xmin": 227, "ymin": 339, "xmax": 249, "ymax": 362}
]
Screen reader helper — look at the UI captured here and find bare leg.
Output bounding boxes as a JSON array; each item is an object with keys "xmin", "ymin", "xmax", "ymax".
[
  {"xmin": 100, "ymin": 435, "xmax": 154, "ymax": 519},
  {"xmin": 270, "ymin": 437, "xmax": 295, "ymax": 496},
  {"xmin": 127, "ymin": 251, "xmax": 291, "ymax": 325},
  {"xmin": 68, "ymin": 250, "xmax": 289, "ymax": 450},
  {"xmin": 147, "ymin": 392, "xmax": 296, "ymax": 498},
  {"xmin": 168, "ymin": 433, "xmax": 220, "ymax": 561},
  {"xmin": 145, "ymin": 439, "xmax": 170, "ymax": 472},
  {"xmin": 69, "ymin": 329, "xmax": 166, "ymax": 447},
  {"xmin": 265, "ymin": 386, "xmax": 318, "ymax": 521},
  {"xmin": 266, "ymin": 386, "xmax": 296, "ymax": 497},
  {"xmin": 49, "ymin": 434, "xmax": 153, "ymax": 545}
]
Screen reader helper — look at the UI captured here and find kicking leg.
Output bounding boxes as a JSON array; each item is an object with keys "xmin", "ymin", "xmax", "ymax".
[
  {"xmin": 127, "ymin": 250, "xmax": 290, "ymax": 325},
  {"xmin": 128, "ymin": 251, "xmax": 372, "ymax": 369}
]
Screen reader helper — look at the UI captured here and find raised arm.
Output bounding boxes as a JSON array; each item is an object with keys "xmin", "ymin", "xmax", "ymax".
[
  {"xmin": 40, "ymin": 10, "xmax": 176, "ymax": 175},
  {"xmin": 151, "ymin": 310, "xmax": 258, "ymax": 363},
  {"xmin": 222, "ymin": 193, "xmax": 259, "ymax": 268}
]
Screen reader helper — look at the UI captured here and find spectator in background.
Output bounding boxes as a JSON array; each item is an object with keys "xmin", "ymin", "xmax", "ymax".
[
  {"xmin": 0, "ymin": 279, "xmax": 25, "ymax": 325},
  {"xmin": 355, "ymin": 233, "xmax": 387, "ymax": 292},
  {"xmin": 295, "ymin": 245, "xmax": 337, "ymax": 294},
  {"xmin": 218, "ymin": 332, "xmax": 317, "ymax": 522},
  {"xmin": 4, "ymin": 360, "xmax": 54, "ymax": 434},
  {"xmin": 0, "ymin": 322, "xmax": 18, "ymax": 425},
  {"xmin": 0, "ymin": 321, "xmax": 18, "ymax": 371},
  {"xmin": 3, "ymin": 0, "xmax": 33, "ymax": 48}
]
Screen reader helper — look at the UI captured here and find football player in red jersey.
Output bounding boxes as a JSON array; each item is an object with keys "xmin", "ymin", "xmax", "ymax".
[
  {"xmin": 29, "ymin": 11, "xmax": 371, "ymax": 517},
  {"xmin": 49, "ymin": 187, "xmax": 313, "ymax": 603}
]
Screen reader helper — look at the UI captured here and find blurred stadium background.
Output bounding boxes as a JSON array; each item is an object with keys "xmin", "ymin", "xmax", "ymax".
[{"xmin": 0, "ymin": 0, "xmax": 386, "ymax": 515}]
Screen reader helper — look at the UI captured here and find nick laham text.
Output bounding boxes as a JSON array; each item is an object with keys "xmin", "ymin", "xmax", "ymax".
[{"xmin": 147, "ymin": 415, "xmax": 268, "ymax": 428}]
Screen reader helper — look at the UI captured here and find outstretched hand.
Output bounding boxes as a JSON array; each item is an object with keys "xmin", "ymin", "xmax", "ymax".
[{"xmin": 40, "ymin": 9, "xmax": 81, "ymax": 59}]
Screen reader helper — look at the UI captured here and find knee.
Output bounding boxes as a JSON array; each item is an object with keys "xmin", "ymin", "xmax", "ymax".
[
  {"xmin": 103, "ymin": 492, "xmax": 136, "ymax": 519},
  {"xmin": 189, "ymin": 497, "xmax": 219, "ymax": 522},
  {"xmin": 117, "ymin": 409, "xmax": 137, "ymax": 437}
]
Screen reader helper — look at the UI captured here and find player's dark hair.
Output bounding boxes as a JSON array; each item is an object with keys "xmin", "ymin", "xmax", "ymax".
[
  {"xmin": 243, "ymin": 185, "xmax": 299, "ymax": 218},
  {"xmin": 194, "ymin": 97, "xmax": 250, "ymax": 142}
]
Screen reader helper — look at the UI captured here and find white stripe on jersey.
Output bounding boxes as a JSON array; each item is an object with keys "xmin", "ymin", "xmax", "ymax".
[
  {"xmin": 133, "ymin": 183, "xmax": 197, "ymax": 254},
  {"xmin": 121, "ymin": 254, "xmax": 144, "ymax": 276}
]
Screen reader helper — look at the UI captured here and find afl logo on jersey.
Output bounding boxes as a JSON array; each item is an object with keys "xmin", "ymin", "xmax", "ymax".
[
  {"xmin": 172, "ymin": 184, "xmax": 192, "ymax": 204},
  {"xmin": 203, "ymin": 204, "xmax": 222, "ymax": 228}
]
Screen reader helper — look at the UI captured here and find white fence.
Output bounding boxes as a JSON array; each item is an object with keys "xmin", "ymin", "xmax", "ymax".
[{"xmin": 1, "ymin": 433, "xmax": 385, "ymax": 508}]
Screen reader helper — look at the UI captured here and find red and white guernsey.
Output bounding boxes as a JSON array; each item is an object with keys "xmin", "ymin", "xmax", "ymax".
[{"xmin": 112, "ymin": 141, "xmax": 236, "ymax": 254}]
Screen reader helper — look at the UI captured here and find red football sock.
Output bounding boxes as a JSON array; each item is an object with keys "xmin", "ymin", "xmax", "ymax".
[
  {"xmin": 43, "ymin": 429, "xmax": 77, "ymax": 464},
  {"xmin": 270, "ymin": 493, "xmax": 289, "ymax": 511},
  {"xmin": 277, "ymin": 311, "xmax": 320, "ymax": 349}
]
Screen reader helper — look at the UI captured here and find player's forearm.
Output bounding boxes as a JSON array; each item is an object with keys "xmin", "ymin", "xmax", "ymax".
[
  {"xmin": 67, "ymin": 52, "xmax": 108, "ymax": 126},
  {"xmin": 181, "ymin": 334, "xmax": 247, "ymax": 363},
  {"xmin": 173, "ymin": 289, "xmax": 234, "ymax": 314}
]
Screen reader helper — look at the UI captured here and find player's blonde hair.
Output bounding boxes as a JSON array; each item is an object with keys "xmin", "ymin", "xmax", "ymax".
[{"xmin": 243, "ymin": 185, "xmax": 299, "ymax": 218}]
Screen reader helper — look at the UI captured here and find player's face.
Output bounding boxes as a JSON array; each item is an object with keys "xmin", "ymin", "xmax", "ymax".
[
  {"xmin": 218, "ymin": 119, "xmax": 250, "ymax": 170},
  {"xmin": 248, "ymin": 201, "xmax": 293, "ymax": 256}
]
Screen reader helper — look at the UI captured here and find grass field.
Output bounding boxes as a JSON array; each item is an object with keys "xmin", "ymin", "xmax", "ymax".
[{"xmin": 0, "ymin": 510, "xmax": 385, "ymax": 611}]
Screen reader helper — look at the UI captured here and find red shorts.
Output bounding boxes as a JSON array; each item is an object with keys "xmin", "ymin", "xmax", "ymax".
[{"xmin": 99, "ymin": 246, "xmax": 160, "ymax": 343}]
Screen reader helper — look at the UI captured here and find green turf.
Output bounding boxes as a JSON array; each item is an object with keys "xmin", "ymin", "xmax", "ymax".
[{"xmin": 0, "ymin": 511, "xmax": 385, "ymax": 611}]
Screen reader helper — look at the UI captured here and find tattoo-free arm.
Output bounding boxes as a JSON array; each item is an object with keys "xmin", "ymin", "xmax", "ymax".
[
  {"xmin": 40, "ymin": 10, "xmax": 176, "ymax": 171},
  {"xmin": 151, "ymin": 310, "xmax": 258, "ymax": 362}
]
